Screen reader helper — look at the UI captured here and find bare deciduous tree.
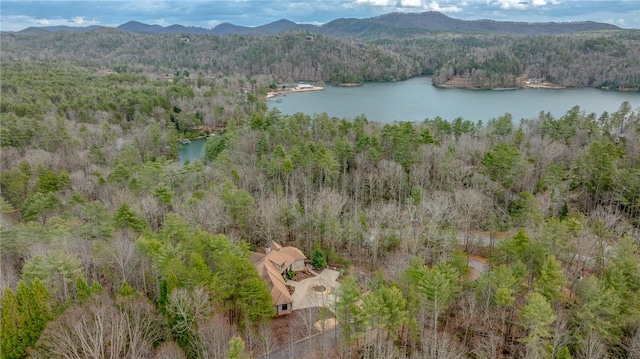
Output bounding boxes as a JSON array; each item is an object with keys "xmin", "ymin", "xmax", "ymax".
[
  {"xmin": 154, "ymin": 341, "xmax": 187, "ymax": 359},
  {"xmin": 577, "ymin": 330, "xmax": 608, "ymax": 359},
  {"xmin": 95, "ymin": 233, "xmax": 141, "ymax": 290},
  {"xmin": 296, "ymin": 308, "xmax": 318, "ymax": 339},
  {"xmin": 198, "ymin": 314, "xmax": 236, "ymax": 359},
  {"xmin": 414, "ymin": 330, "xmax": 466, "ymax": 359},
  {"xmin": 34, "ymin": 295, "xmax": 165, "ymax": 359},
  {"xmin": 258, "ymin": 320, "xmax": 277, "ymax": 359},
  {"xmin": 384, "ymin": 252, "xmax": 411, "ymax": 283},
  {"xmin": 628, "ymin": 327, "xmax": 640, "ymax": 359},
  {"xmin": 473, "ymin": 332, "xmax": 502, "ymax": 359}
]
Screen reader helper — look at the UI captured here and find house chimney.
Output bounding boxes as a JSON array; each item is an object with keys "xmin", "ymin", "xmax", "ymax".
[{"xmin": 265, "ymin": 243, "xmax": 271, "ymax": 254}]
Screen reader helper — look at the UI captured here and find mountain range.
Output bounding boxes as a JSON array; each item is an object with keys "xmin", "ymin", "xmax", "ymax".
[{"xmin": 17, "ymin": 11, "xmax": 620, "ymax": 37}]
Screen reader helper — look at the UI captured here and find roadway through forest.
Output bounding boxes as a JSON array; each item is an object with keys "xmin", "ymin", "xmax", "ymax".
[
  {"xmin": 456, "ymin": 231, "xmax": 610, "ymax": 268},
  {"xmin": 456, "ymin": 231, "xmax": 499, "ymax": 247},
  {"xmin": 467, "ymin": 255, "xmax": 488, "ymax": 280},
  {"xmin": 456, "ymin": 231, "xmax": 494, "ymax": 278}
]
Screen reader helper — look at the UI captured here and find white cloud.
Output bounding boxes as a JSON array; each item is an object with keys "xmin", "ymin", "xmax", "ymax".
[
  {"xmin": 356, "ymin": 0, "xmax": 393, "ymax": 5},
  {"xmin": 0, "ymin": 15, "xmax": 100, "ymax": 31},
  {"xmin": 487, "ymin": 0, "xmax": 560, "ymax": 10},
  {"xmin": 298, "ymin": 21, "xmax": 327, "ymax": 26},
  {"xmin": 402, "ymin": 0, "xmax": 423, "ymax": 7},
  {"xmin": 488, "ymin": 0, "xmax": 528, "ymax": 10},
  {"xmin": 425, "ymin": 1, "xmax": 462, "ymax": 12},
  {"xmin": 75, "ymin": 17, "xmax": 99, "ymax": 26},
  {"xmin": 0, "ymin": 15, "xmax": 34, "ymax": 31},
  {"xmin": 353, "ymin": 0, "xmax": 461, "ymax": 12},
  {"xmin": 150, "ymin": 18, "xmax": 171, "ymax": 26},
  {"xmin": 207, "ymin": 20, "xmax": 222, "ymax": 27}
]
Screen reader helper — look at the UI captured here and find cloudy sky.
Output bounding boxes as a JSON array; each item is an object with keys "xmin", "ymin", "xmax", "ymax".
[{"xmin": 1, "ymin": 0, "xmax": 639, "ymax": 31}]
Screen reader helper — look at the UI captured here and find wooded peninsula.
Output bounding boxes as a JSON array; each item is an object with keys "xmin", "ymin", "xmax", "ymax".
[{"xmin": 1, "ymin": 16, "xmax": 639, "ymax": 359}]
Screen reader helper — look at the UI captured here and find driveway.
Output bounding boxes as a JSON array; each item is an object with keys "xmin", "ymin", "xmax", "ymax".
[
  {"xmin": 467, "ymin": 255, "xmax": 488, "ymax": 280},
  {"xmin": 287, "ymin": 267, "xmax": 341, "ymax": 310}
]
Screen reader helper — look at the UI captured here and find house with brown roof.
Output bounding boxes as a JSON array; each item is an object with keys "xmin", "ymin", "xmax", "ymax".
[{"xmin": 251, "ymin": 241, "xmax": 306, "ymax": 315}]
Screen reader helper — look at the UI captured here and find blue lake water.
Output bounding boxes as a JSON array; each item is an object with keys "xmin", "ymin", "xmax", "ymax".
[
  {"xmin": 179, "ymin": 138, "xmax": 208, "ymax": 164},
  {"xmin": 268, "ymin": 77, "xmax": 639, "ymax": 123}
]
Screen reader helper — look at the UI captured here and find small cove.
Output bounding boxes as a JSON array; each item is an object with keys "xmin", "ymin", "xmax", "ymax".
[{"xmin": 179, "ymin": 137, "xmax": 208, "ymax": 164}]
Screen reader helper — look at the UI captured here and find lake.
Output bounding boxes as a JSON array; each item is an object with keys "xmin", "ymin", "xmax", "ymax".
[
  {"xmin": 268, "ymin": 77, "xmax": 639, "ymax": 123},
  {"xmin": 181, "ymin": 78, "xmax": 638, "ymax": 163},
  {"xmin": 179, "ymin": 137, "xmax": 208, "ymax": 164}
]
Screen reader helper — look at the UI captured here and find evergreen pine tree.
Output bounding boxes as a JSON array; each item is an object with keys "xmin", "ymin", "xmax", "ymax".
[
  {"xmin": 1, "ymin": 287, "xmax": 25, "ymax": 359},
  {"xmin": 335, "ymin": 275, "xmax": 364, "ymax": 344},
  {"xmin": 311, "ymin": 248, "xmax": 327, "ymax": 270},
  {"xmin": 75, "ymin": 275, "xmax": 92, "ymax": 303},
  {"xmin": 535, "ymin": 255, "xmax": 566, "ymax": 303},
  {"xmin": 227, "ymin": 336, "xmax": 248, "ymax": 359},
  {"xmin": 90, "ymin": 280, "xmax": 103, "ymax": 295},
  {"xmin": 521, "ymin": 292, "xmax": 556, "ymax": 348},
  {"xmin": 158, "ymin": 278, "xmax": 170, "ymax": 311},
  {"xmin": 3, "ymin": 279, "xmax": 53, "ymax": 359},
  {"xmin": 119, "ymin": 279, "xmax": 135, "ymax": 297}
]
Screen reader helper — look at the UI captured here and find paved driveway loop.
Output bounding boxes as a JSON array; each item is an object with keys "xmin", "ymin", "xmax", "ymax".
[{"xmin": 288, "ymin": 268, "xmax": 340, "ymax": 310}]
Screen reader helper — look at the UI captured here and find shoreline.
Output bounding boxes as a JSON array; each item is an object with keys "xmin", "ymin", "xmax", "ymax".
[
  {"xmin": 267, "ymin": 86, "xmax": 324, "ymax": 99},
  {"xmin": 603, "ymin": 86, "xmax": 640, "ymax": 92},
  {"xmin": 268, "ymin": 76, "xmax": 636, "ymax": 94},
  {"xmin": 433, "ymin": 81, "xmax": 638, "ymax": 92},
  {"xmin": 424, "ymin": 74, "xmax": 637, "ymax": 92},
  {"xmin": 434, "ymin": 75, "xmax": 567, "ymax": 90},
  {"xmin": 519, "ymin": 82, "xmax": 565, "ymax": 90}
]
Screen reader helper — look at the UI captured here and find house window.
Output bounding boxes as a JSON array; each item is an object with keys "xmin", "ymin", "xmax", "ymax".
[{"xmin": 282, "ymin": 304, "xmax": 288, "ymax": 311}]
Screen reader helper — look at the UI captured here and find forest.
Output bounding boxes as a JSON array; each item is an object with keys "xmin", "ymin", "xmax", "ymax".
[
  {"xmin": 1, "ymin": 29, "xmax": 640, "ymax": 359},
  {"xmin": 2, "ymin": 29, "xmax": 640, "ymax": 89}
]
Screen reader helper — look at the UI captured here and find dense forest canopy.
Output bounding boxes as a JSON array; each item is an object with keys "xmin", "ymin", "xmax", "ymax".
[
  {"xmin": 1, "ymin": 24, "xmax": 640, "ymax": 359},
  {"xmin": 2, "ymin": 29, "xmax": 640, "ymax": 89}
]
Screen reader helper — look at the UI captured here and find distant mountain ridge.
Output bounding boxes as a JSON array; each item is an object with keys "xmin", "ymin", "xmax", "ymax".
[
  {"xmin": 118, "ymin": 21, "xmax": 212, "ymax": 34},
  {"xmin": 329, "ymin": 11, "xmax": 620, "ymax": 36},
  {"xmin": 17, "ymin": 11, "xmax": 620, "ymax": 36}
]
